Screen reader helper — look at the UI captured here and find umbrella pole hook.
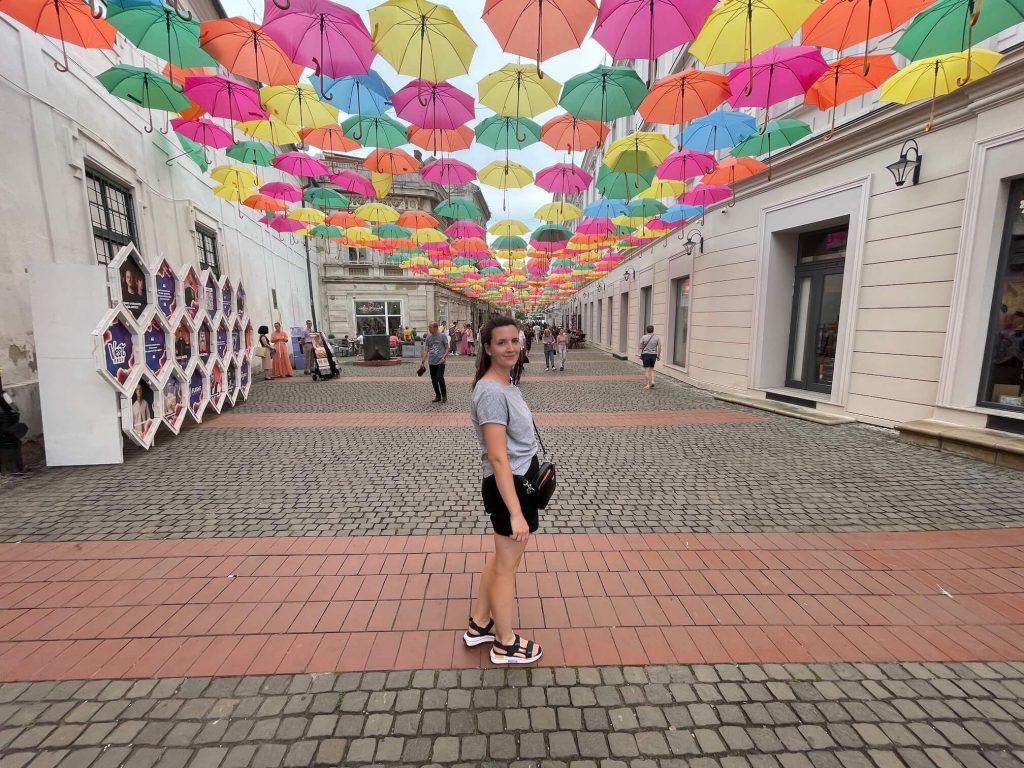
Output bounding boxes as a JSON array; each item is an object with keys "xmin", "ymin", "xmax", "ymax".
[
  {"xmin": 757, "ymin": 65, "xmax": 773, "ymax": 135},
  {"xmin": 416, "ymin": 19, "xmax": 430, "ymax": 107},
  {"xmin": 536, "ymin": 0, "xmax": 544, "ymax": 79},
  {"xmin": 170, "ymin": 0, "xmax": 192, "ymax": 23},
  {"xmin": 861, "ymin": 0, "xmax": 873, "ymax": 75},
  {"xmin": 53, "ymin": 5, "xmax": 71, "ymax": 72},
  {"xmin": 271, "ymin": 0, "xmax": 291, "ymax": 9},
  {"xmin": 90, "ymin": 0, "xmax": 103, "ymax": 20},
  {"xmin": 144, "ymin": 79, "xmax": 155, "ymax": 133}
]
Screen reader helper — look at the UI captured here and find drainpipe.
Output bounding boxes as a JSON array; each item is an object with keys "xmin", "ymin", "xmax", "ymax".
[{"xmin": 304, "ymin": 235, "xmax": 319, "ymax": 331}]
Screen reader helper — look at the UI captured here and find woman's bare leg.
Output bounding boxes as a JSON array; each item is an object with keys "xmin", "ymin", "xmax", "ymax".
[{"xmin": 472, "ymin": 534, "xmax": 527, "ymax": 644}]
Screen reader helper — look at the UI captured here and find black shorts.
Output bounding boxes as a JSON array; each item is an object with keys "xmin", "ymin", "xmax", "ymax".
[
  {"xmin": 482, "ymin": 455, "xmax": 541, "ymax": 537},
  {"xmin": 642, "ymin": 353, "xmax": 658, "ymax": 368}
]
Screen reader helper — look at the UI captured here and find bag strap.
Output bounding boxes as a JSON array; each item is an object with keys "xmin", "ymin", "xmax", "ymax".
[{"xmin": 532, "ymin": 418, "xmax": 550, "ymax": 461}]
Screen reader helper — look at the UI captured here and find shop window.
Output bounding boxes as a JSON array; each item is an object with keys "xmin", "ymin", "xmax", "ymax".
[
  {"xmin": 87, "ymin": 170, "xmax": 137, "ymax": 265},
  {"xmin": 671, "ymin": 277, "xmax": 690, "ymax": 367},
  {"xmin": 979, "ymin": 178, "xmax": 1024, "ymax": 412},
  {"xmin": 354, "ymin": 300, "xmax": 403, "ymax": 336},
  {"xmin": 641, "ymin": 286, "xmax": 652, "ymax": 329},
  {"xmin": 197, "ymin": 226, "xmax": 219, "ymax": 276}
]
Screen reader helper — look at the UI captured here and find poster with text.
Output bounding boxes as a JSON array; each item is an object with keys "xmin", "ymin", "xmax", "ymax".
[
  {"xmin": 103, "ymin": 318, "xmax": 135, "ymax": 386},
  {"xmin": 144, "ymin": 318, "xmax": 168, "ymax": 377},
  {"xmin": 119, "ymin": 256, "xmax": 148, "ymax": 318},
  {"xmin": 155, "ymin": 261, "xmax": 177, "ymax": 318}
]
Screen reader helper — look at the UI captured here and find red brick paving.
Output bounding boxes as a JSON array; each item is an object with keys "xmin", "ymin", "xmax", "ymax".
[
  {"xmin": 198, "ymin": 409, "xmax": 767, "ymax": 429},
  {"xmin": 271, "ymin": 375, "xmax": 642, "ymax": 383},
  {"xmin": 0, "ymin": 530, "xmax": 1022, "ymax": 680}
]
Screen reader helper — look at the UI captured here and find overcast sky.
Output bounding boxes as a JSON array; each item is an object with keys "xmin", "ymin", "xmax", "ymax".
[{"xmin": 220, "ymin": 0, "xmax": 608, "ymax": 232}]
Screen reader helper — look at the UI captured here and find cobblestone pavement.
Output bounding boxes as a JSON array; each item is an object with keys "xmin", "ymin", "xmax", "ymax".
[
  {"xmin": 2, "ymin": 663, "xmax": 1024, "ymax": 768},
  {"xmin": 2, "ymin": 354, "xmax": 1023, "ymax": 541}
]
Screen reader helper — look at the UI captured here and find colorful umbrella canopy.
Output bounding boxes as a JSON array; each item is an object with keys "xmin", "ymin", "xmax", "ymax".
[
  {"xmin": 243, "ymin": 193, "xmax": 288, "ymax": 212},
  {"xmin": 593, "ymin": 0, "xmax": 715, "ymax": 79},
  {"xmin": 595, "ymin": 165, "xmax": 655, "ymax": 198},
  {"xmin": 407, "ymin": 125, "xmax": 474, "ymax": 152},
  {"xmin": 398, "ymin": 210, "xmax": 439, "ymax": 228},
  {"xmin": 392, "ymin": 79, "xmax": 475, "ymax": 129},
  {"xmin": 690, "ymin": 0, "xmax": 819, "ymax": 70},
  {"xmin": 107, "ymin": 3, "xmax": 216, "ymax": 78},
  {"xmin": 299, "ymin": 125, "xmax": 360, "ymax": 152},
  {"xmin": 701, "ymin": 156, "xmax": 768, "ymax": 185},
  {"xmin": 213, "ymin": 184, "xmax": 255, "ymax": 202},
  {"xmin": 732, "ymin": 118, "xmax": 812, "ymax": 177},
  {"xmin": 446, "ymin": 220, "xmax": 486, "ymax": 238},
  {"xmin": 489, "ymin": 218, "xmax": 530, "ymax": 236},
  {"xmin": 288, "ymin": 206, "xmax": 327, "ymax": 224},
  {"xmin": 226, "ymin": 140, "xmax": 276, "ymax": 166},
  {"xmin": 535, "ymin": 163, "xmax": 593, "ymax": 194},
  {"xmin": 267, "ymin": 216, "xmax": 309, "ymax": 234},
  {"xmin": 272, "ymin": 151, "xmax": 332, "ymax": 177},
  {"xmin": 635, "ymin": 178, "xmax": 686, "ymax": 199},
  {"xmin": 237, "ymin": 115, "xmax": 300, "ymax": 144},
  {"xmin": 535, "ymin": 202, "xmax": 582, "ymax": 221},
  {"xmin": 171, "ymin": 117, "xmax": 234, "ymax": 148},
  {"xmin": 260, "ymin": 181, "xmax": 303, "ymax": 201},
  {"xmin": 805, "ymin": 54, "xmax": 899, "ymax": 135},
  {"xmin": 896, "ymin": 0, "xmax": 1024, "ymax": 63},
  {"xmin": 881, "ymin": 49, "xmax": 1003, "ymax": 130},
  {"xmin": 198, "ymin": 17, "xmax": 301, "ymax": 86},
  {"xmin": 540, "ymin": 114, "xmax": 608, "ymax": 152},
  {"xmin": 803, "ymin": 0, "xmax": 932, "ymax": 74},
  {"xmin": 364, "ymin": 148, "xmax": 420, "ymax": 174},
  {"xmin": 163, "ymin": 63, "xmax": 214, "ymax": 86},
  {"xmin": 478, "ymin": 160, "xmax": 534, "ymax": 189},
  {"xmin": 435, "ymin": 196, "xmax": 483, "ymax": 219},
  {"xmin": 98, "ymin": 65, "xmax": 191, "ymax": 131},
  {"xmin": 661, "ymin": 203, "xmax": 702, "ymax": 223},
  {"xmin": 421, "ymin": 158, "xmax": 476, "ymax": 185},
  {"xmin": 327, "ymin": 211, "xmax": 366, "ymax": 226},
  {"xmin": 341, "ymin": 114, "xmax": 408, "ymax": 148},
  {"xmin": 330, "ymin": 169, "xmax": 376, "ymax": 196},
  {"xmin": 482, "ymin": 0, "xmax": 597, "ymax": 69},
  {"xmin": 605, "ymin": 131, "xmax": 675, "ymax": 173},
  {"xmin": 0, "ymin": 0, "xmax": 116, "ymax": 72},
  {"xmin": 583, "ymin": 199, "xmax": 629, "ymax": 218},
  {"xmin": 260, "ymin": 84, "xmax": 339, "ymax": 128},
  {"xmin": 638, "ymin": 68, "xmax": 730, "ymax": 141},
  {"xmin": 475, "ymin": 115, "xmax": 541, "ymax": 150},
  {"xmin": 657, "ymin": 149, "xmax": 716, "ymax": 180},
  {"xmin": 173, "ymin": 133, "xmax": 208, "ymax": 171},
  {"xmin": 682, "ymin": 111, "xmax": 757, "ymax": 152},
  {"xmin": 478, "ymin": 64, "xmax": 561, "ymax": 118},
  {"xmin": 311, "ymin": 71, "xmax": 393, "ymax": 114},
  {"xmin": 369, "ymin": 0, "xmax": 476, "ymax": 83},
  {"xmin": 184, "ymin": 75, "xmax": 266, "ymax": 121},
  {"xmin": 303, "ymin": 187, "xmax": 349, "ymax": 208},
  {"xmin": 727, "ymin": 46, "xmax": 829, "ymax": 130},
  {"xmin": 559, "ymin": 64, "xmax": 648, "ymax": 122},
  {"xmin": 683, "ymin": 183, "xmax": 731, "ymax": 206}
]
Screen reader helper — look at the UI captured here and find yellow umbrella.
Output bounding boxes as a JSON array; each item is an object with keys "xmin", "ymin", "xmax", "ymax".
[
  {"xmin": 881, "ymin": 49, "xmax": 1003, "ymax": 131},
  {"xmin": 372, "ymin": 172, "xmax": 393, "ymax": 199},
  {"xmin": 478, "ymin": 64, "xmax": 561, "ymax": 118},
  {"xmin": 489, "ymin": 219, "xmax": 529, "ymax": 236},
  {"xmin": 413, "ymin": 228, "xmax": 447, "ymax": 244},
  {"xmin": 478, "ymin": 160, "xmax": 534, "ymax": 189},
  {"xmin": 690, "ymin": 0, "xmax": 819, "ymax": 66},
  {"xmin": 632, "ymin": 226, "xmax": 662, "ymax": 239},
  {"xmin": 288, "ymin": 207, "xmax": 327, "ymax": 224},
  {"xmin": 211, "ymin": 165, "xmax": 260, "ymax": 187},
  {"xmin": 345, "ymin": 226, "xmax": 377, "ymax": 243},
  {"xmin": 236, "ymin": 116, "xmax": 301, "ymax": 145},
  {"xmin": 605, "ymin": 131, "xmax": 674, "ymax": 173},
  {"xmin": 213, "ymin": 185, "xmax": 255, "ymax": 202},
  {"xmin": 636, "ymin": 178, "xmax": 686, "ymax": 199},
  {"xmin": 259, "ymin": 85, "xmax": 339, "ymax": 128},
  {"xmin": 369, "ymin": 0, "xmax": 476, "ymax": 83},
  {"xmin": 355, "ymin": 202, "xmax": 400, "ymax": 222},
  {"xmin": 612, "ymin": 214, "xmax": 651, "ymax": 228},
  {"xmin": 535, "ymin": 202, "xmax": 582, "ymax": 222}
]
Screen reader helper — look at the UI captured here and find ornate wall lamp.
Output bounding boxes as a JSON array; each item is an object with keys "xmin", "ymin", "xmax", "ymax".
[
  {"xmin": 681, "ymin": 230, "xmax": 704, "ymax": 256},
  {"xmin": 886, "ymin": 139, "xmax": 923, "ymax": 187}
]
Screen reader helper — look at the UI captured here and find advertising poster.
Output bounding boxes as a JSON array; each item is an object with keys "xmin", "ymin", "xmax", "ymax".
[
  {"xmin": 119, "ymin": 257, "xmax": 148, "ymax": 318},
  {"xmin": 216, "ymin": 322, "xmax": 229, "ymax": 358},
  {"xmin": 241, "ymin": 360, "xmax": 250, "ymax": 389},
  {"xmin": 163, "ymin": 375, "xmax": 184, "ymax": 425},
  {"xmin": 183, "ymin": 270, "xmax": 201, "ymax": 319},
  {"xmin": 210, "ymin": 362, "xmax": 223, "ymax": 397},
  {"xmin": 244, "ymin": 323, "xmax": 253, "ymax": 353},
  {"xmin": 155, "ymin": 261, "xmax": 177, "ymax": 318},
  {"xmin": 204, "ymin": 274, "xmax": 218, "ymax": 315},
  {"xmin": 103, "ymin": 318, "xmax": 135, "ymax": 385},
  {"xmin": 227, "ymin": 361, "xmax": 238, "ymax": 394},
  {"xmin": 189, "ymin": 368, "xmax": 204, "ymax": 418},
  {"xmin": 130, "ymin": 379, "xmax": 157, "ymax": 440},
  {"xmin": 236, "ymin": 285, "xmax": 246, "ymax": 314},
  {"xmin": 222, "ymin": 282, "xmax": 233, "ymax": 316},
  {"xmin": 198, "ymin": 322, "xmax": 211, "ymax": 364},
  {"xmin": 174, "ymin": 320, "xmax": 192, "ymax": 367},
  {"xmin": 231, "ymin": 322, "xmax": 242, "ymax": 353},
  {"xmin": 144, "ymin": 319, "xmax": 168, "ymax": 376}
]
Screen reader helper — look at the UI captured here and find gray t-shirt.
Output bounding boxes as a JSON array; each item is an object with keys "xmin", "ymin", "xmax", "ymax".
[
  {"xmin": 640, "ymin": 334, "xmax": 661, "ymax": 355},
  {"xmin": 423, "ymin": 333, "xmax": 447, "ymax": 365},
  {"xmin": 471, "ymin": 379, "xmax": 538, "ymax": 478}
]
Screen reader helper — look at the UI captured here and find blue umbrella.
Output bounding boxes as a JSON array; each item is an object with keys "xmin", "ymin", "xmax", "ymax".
[
  {"xmin": 308, "ymin": 72, "xmax": 393, "ymax": 115},
  {"xmin": 583, "ymin": 198, "xmax": 629, "ymax": 218},
  {"xmin": 681, "ymin": 111, "xmax": 757, "ymax": 153},
  {"xmin": 662, "ymin": 204, "xmax": 703, "ymax": 224}
]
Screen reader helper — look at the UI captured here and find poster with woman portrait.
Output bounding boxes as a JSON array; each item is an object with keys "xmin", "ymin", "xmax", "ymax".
[
  {"xmin": 174, "ymin": 320, "xmax": 192, "ymax": 367},
  {"xmin": 119, "ymin": 257, "xmax": 148, "ymax": 318},
  {"xmin": 102, "ymin": 317, "xmax": 136, "ymax": 388},
  {"xmin": 236, "ymin": 284, "xmax": 246, "ymax": 314},
  {"xmin": 154, "ymin": 260, "xmax": 177, "ymax": 319},
  {"xmin": 162, "ymin": 374, "xmax": 185, "ymax": 431},
  {"xmin": 182, "ymin": 269, "xmax": 201, "ymax": 319},
  {"xmin": 129, "ymin": 379, "xmax": 156, "ymax": 441},
  {"xmin": 221, "ymin": 280, "xmax": 234, "ymax": 318},
  {"xmin": 216, "ymin": 321, "xmax": 229, "ymax": 358},
  {"xmin": 203, "ymin": 273, "xmax": 218, "ymax": 316},
  {"xmin": 197, "ymin": 321, "xmax": 212, "ymax": 364}
]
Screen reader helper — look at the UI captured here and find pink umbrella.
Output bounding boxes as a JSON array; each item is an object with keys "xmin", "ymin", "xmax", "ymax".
[
  {"xmin": 445, "ymin": 220, "xmax": 485, "ymax": 239},
  {"xmin": 657, "ymin": 149, "xmax": 716, "ymax": 181},
  {"xmin": 392, "ymin": 80, "xmax": 475, "ymax": 130},
  {"xmin": 330, "ymin": 169, "xmax": 375, "ymax": 196},
  {"xmin": 645, "ymin": 217, "xmax": 674, "ymax": 230},
  {"xmin": 272, "ymin": 151, "xmax": 331, "ymax": 177},
  {"xmin": 171, "ymin": 118, "xmax": 235, "ymax": 149},
  {"xmin": 576, "ymin": 218, "xmax": 615, "ymax": 235},
  {"xmin": 421, "ymin": 158, "xmax": 476, "ymax": 185},
  {"xmin": 269, "ymin": 217, "xmax": 308, "ymax": 233},
  {"xmin": 535, "ymin": 163, "xmax": 593, "ymax": 195},
  {"xmin": 424, "ymin": 241, "xmax": 451, "ymax": 255},
  {"xmin": 593, "ymin": 0, "xmax": 716, "ymax": 81},
  {"xmin": 727, "ymin": 46, "xmax": 829, "ymax": 131},
  {"xmin": 184, "ymin": 75, "xmax": 267, "ymax": 121},
  {"xmin": 261, "ymin": 0, "xmax": 374, "ymax": 99},
  {"xmin": 260, "ymin": 181, "xmax": 303, "ymax": 202},
  {"xmin": 683, "ymin": 184, "xmax": 731, "ymax": 224}
]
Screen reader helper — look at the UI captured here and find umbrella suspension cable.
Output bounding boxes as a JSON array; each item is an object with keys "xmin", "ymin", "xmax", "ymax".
[{"xmin": 54, "ymin": 0, "xmax": 70, "ymax": 72}]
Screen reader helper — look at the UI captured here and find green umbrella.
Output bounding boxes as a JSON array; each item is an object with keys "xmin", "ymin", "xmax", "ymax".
[
  {"xmin": 308, "ymin": 224, "xmax": 345, "ymax": 238},
  {"xmin": 97, "ymin": 65, "xmax": 191, "ymax": 132},
  {"xmin": 532, "ymin": 224, "xmax": 573, "ymax": 242},
  {"xmin": 895, "ymin": 0, "xmax": 1024, "ymax": 61},
  {"xmin": 341, "ymin": 114, "xmax": 407, "ymax": 148},
  {"xmin": 373, "ymin": 223, "xmax": 412, "ymax": 238},
  {"xmin": 732, "ymin": 119, "xmax": 811, "ymax": 179},
  {"xmin": 435, "ymin": 196, "xmax": 482, "ymax": 220},
  {"xmin": 559, "ymin": 65, "xmax": 648, "ymax": 123},
  {"xmin": 303, "ymin": 187, "xmax": 349, "ymax": 208},
  {"xmin": 492, "ymin": 235, "xmax": 527, "ymax": 250},
  {"xmin": 595, "ymin": 165, "xmax": 655, "ymax": 199},
  {"xmin": 226, "ymin": 141, "xmax": 275, "ymax": 167},
  {"xmin": 107, "ymin": 4, "xmax": 216, "ymax": 79},
  {"xmin": 474, "ymin": 115, "xmax": 541, "ymax": 150},
  {"xmin": 628, "ymin": 199, "xmax": 666, "ymax": 217},
  {"xmin": 172, "ymin": 133, "xmax": 208, "ymax": 172}
]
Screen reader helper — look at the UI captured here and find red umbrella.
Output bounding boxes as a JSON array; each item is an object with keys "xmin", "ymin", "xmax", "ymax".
[
  {"xmin": 805, "ymin": 54, "xmax": 898, "ymax": 138},
  {"xmin": 299, "ymin": 125, "xmax": 360, "ymax": 152},
  {"xmin": 363, "ymin": 149, "xmax": 420, "ymax": 175},
  {"xmin": 540, "ymin": 114, "xmax": 608, "ymax": 153},
  {"xmin": 407, "ymin": 125, "xmax": 475, "ymax": 152}
]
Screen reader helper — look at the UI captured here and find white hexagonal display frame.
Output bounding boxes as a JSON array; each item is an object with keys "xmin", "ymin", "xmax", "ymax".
[
  {"xmin": 109, "ymin": 243, "xmax": 152, "ymax": 321},
  {"xmin": 239, "ymin": 357, "xmax": 252, "ymax": 400},
  {"xmin": 226, "ymin": 357, "xmax": 241, "ymax": 406},
  {"xmin": 138, "ymin": 308, "xmax": 173, "ymax": 384},
  {"xmin": 93, "ymin": 306, "xmax": 143, "ymax": 397},
  {"xmin": 186, "ymin": 360, "xmax": 209, "ymax": 423},
  {"xmin": 153, "ymin": 258, "xmax": 180, "ymax": 321},
  {"xmin": 179, "ymin": 263, "xmax": 202, "ymax": 322},
  {"xmin": 120, "ymin": 369, "xmax": 163, "ymax": 449},
  {"xmin": 201, "ymin": 269, "xmax": 220, "ymax": 318},
  {"xmin": 161, "ymin": 366, "xmax": 189, "ymax": 435},
  {"xmin": 207, "ymin": 358, "xmax": 228, "ymax": 413}
]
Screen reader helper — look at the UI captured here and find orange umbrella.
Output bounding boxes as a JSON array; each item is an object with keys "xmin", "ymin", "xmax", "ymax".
[
  {"xmin": 177, "ymin": 100, "xmax": 207, "ymax": 120},
  {"xmin": 483, "ymin": 0, "xmax": 598, "ymax": 71},
  {"xmin": 397, "ymin": 210, "xmax": 439, "ymax": 229},
  {"xmin": 407, "ymin": 125, "xmax": 475, "ymax": 152},
  {"xmin": 299, "ymin": 125, "xmax": 360, "ymax": 152},
  {"xmin": 363, "ymin": 148, "xmax": 420, "ymax": 175},
  {"xmin": 701, "ymin": 157, "xmax": 767, "ymax": 186},
  {"xmin": 540, "ymin": 114, "xmax": 609, "ymax": 153},
  {"xmin": 2, "ymin": 0, "xmax": 117, "ymax": 71},
  {"xmin": 803, "ymin": 0, "xmax": 932, "ymax": 73},
  {"xmin": 164, "ymin": 64, "xmax": 214, "ymax": 86},
  {"xmin": 199, "ymin": 17, "xmax": 302, "ymax": 86},
  {"xmin": 243, "ymin": 193, "xmax": 288, "ymax": 212},
  {"xmin": 638, "ymin": 69, "xmax": 730, "ymax": 139},
  {"xmin": 805, "ymin": 54, "xmax": 898, "ymax": 136},
  {"xmin": 327, "ymin": 211, "xmax": 366, "ymax": 227}
]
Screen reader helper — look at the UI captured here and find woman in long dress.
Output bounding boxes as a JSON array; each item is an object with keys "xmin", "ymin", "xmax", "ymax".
[
  {"xmin": 461, "ymin": 324, "xmax": 472, "ymax": 356},
  {"xmin": 271, "ymin": 322, "xmax": 293, "ymax": 378}
]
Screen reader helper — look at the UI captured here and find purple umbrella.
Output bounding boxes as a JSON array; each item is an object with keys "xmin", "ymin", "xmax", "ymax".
[
  {"xmin": 272, "ymin": 151, "xmax": 331, "ymax": 177},
  {"xmin": 330, "ymin": 169, "xmax": 374, "ymax": 196},
  {"xmin": 260, "ymin": 181, "xmax": 303, "ymax": 201},
  {"xmin": 262, "ymin": 0, "xmax": 374, "ymax": 99},
  {"xmin": 393, "ymin": 80, "xmax": 475, "ymax": 130},
  {"xmin": 184, "ymin": 75, "xmax": 267, "ymax": 121},
  {"xmin": 171, "ymin": 117, "xmax": 235, "ymax": 149},
  {"xmin": 727, "ymin": 46, "xmax": 828, "ymax": 132},
  {"xmin": 422, "ymin": 158, "xmax": 476, "ymax": 185},
  {"xmin": 657, "ymin": 149, "xmax": 716, "ymax": 181}
]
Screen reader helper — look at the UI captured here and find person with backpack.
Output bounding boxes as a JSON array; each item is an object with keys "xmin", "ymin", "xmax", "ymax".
[{"xmin": 639, "ymin": 324, "xmax": 662, "ymax": 390}]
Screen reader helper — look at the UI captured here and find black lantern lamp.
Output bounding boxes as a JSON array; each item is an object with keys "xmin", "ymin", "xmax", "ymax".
[
  {"xmin": 886, "ymin": 139, "xmax": 923, "ymax": 187},
  {"xmin": 622, "ymin": 268, "xmax": 636, "ymax": 281},
  {"xmin": 681, "ymin": 229, "xmax": 704, "ymax": 256}
]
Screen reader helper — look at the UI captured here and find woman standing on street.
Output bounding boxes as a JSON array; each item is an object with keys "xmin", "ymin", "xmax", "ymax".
[
  {"xmin": 555, "ymin": 327, "xmax": 568, "ymax": 372},
  {"xmin": 257, "ymin": 325, "xmax": 274, "ymax": 380},
  {"xmin": 465, "ymin": 317, "xmax": 543, "ymax": 665},
  {"xmin": 271, "ymin": 322, "xmax": 293, "ymax": 378},
  {"xmin": 542, "ymin": 326, "xmax": 556, "ymax": 371},
  {"xmin": 639, "ymin": 324, "xmax": 662, "ymax": 390}
]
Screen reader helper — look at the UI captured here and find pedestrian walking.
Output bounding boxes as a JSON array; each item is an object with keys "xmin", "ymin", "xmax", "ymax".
[
  {"xmin": 460, "ymin": 324, "xmax": 472, "ymax": 356},
  {"xmin": 300, "ymin": 319, "xmax": 314, "ymax": 375},
  {"xmin": 257, "ymin": 325, "xmax": 274, "ymax": 380},
  {"xmin": 419, "ymin": 321, "xmax": 449, "ymax": 403},
  {"xmin": 542, "ymin": 326, "xmax": 556, "ymax": 371},
  {"xmin": 639, "ymin": 324, "xmax": 662, "ymax": 390},
  {"xmin": 555, "ymin": 327, "xmax": 567, "ymax": 372},
  {"xmin": 450, "ymin": 323, "xmax": 462, "ymax": 355},
  {"xmin": 466, "ymin": 316, "xmax": 544, "ymax": 665}
]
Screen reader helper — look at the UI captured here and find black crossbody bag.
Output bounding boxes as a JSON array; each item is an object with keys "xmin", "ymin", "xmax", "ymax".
[{"xmin": 523, "ymin": 418, "xmax": 557, "ymax": 509}]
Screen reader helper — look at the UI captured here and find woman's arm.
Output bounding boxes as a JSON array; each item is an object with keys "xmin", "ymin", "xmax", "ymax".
[{"xmin": 481, "ymin": 423, "xmax": 530, "ymax": 542}]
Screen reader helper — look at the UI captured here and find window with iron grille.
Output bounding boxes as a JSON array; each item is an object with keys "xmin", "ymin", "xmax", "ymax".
[
  {"xmin": 197, "ymin": 226, "xmax": 219, "ymax": 276},
  {"xmin": 87, "ymin": 170, "xmax": 138, "ymax": 265}
]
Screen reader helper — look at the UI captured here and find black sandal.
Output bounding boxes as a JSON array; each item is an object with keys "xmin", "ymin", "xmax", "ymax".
[
  {"xmin": 463, "ymin": 616, "xmax": 496, "ymax": 647},
  {"xmin": 490, "ymin": 634, "xmax": 543, "ymax": 665}
]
